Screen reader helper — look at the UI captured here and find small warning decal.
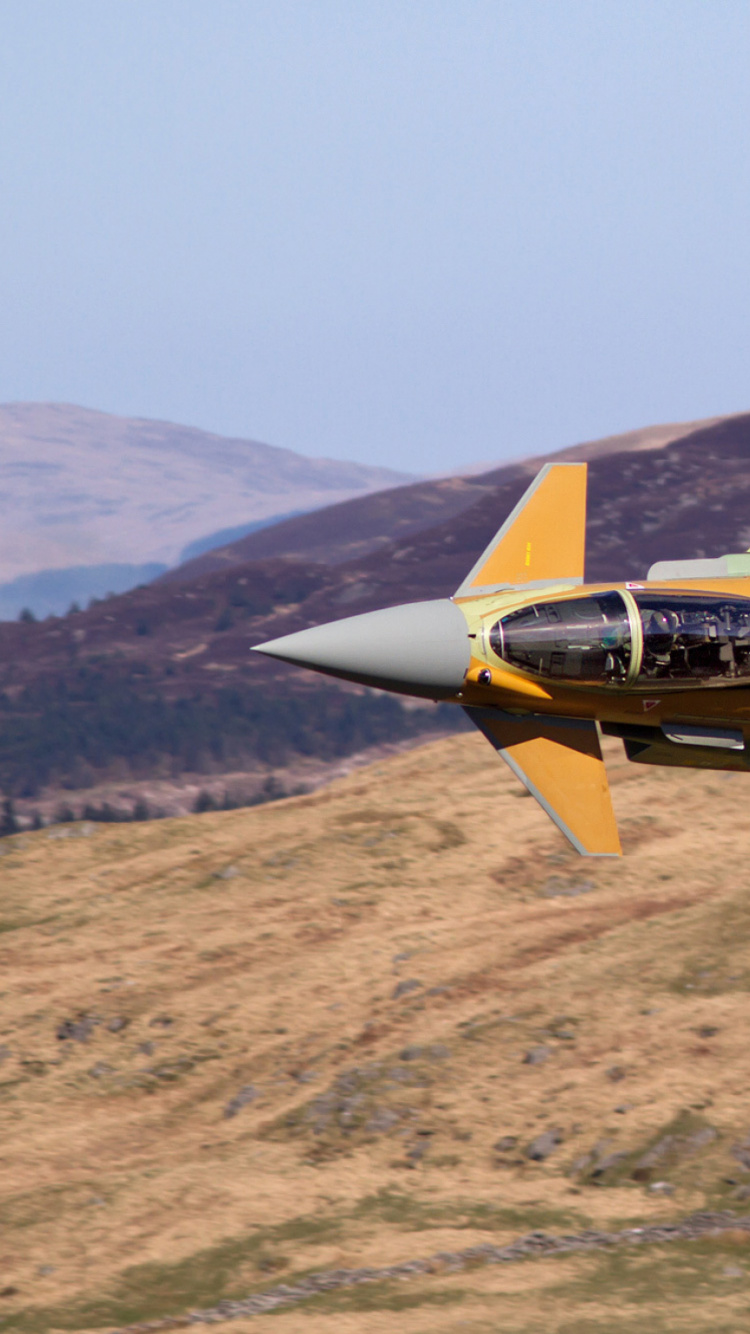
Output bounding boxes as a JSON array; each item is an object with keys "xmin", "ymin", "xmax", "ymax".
[{"xmin": 642, "ymin": 699, "xmax": 661, "ymax": 712}]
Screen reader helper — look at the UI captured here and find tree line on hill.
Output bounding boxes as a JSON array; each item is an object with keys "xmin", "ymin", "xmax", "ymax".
[
  {"xmin": 0, "ymin": 667, "xmax": 467, "ymax": 801},
  {"xmin": 0, "ymin": 772, "xmax": 311, "ymax": 836}
]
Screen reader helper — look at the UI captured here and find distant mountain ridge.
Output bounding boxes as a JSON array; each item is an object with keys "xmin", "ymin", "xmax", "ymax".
[{"xmin": 0, "ymin": 402, "xmax": 414, "ymax": 585}]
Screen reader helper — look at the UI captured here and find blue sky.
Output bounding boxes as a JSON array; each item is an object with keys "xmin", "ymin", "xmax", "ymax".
[{"xmin": 0, "ymin": 1, "xmax": 748, "ymax": 471}]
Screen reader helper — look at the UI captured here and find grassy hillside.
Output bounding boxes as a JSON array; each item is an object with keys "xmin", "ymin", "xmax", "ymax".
[{"xmin": 3, "ymin": 735, "xmax": 750, "ymax": 1330}]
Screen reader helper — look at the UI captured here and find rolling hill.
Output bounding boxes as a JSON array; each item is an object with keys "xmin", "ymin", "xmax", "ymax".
[
  {"xmin": 2, "ymin": 735, "xmax": 750, "ymax": 1331},
  {"xmin": 161, "ymin": 412, "xmax": 728, "ymax": 580},
  {"xmin": 0, "ymin": 402, "xmax": 413, "ymax": 588}
]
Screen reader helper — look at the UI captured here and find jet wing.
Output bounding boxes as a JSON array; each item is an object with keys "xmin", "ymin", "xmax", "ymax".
[
  {"xmin": 464, "ymin": 708, "xmax": 621, "ymax": 857},
  {"xmin": 454, "ymin": 462, "xmax": 587, "ymax": 596}
]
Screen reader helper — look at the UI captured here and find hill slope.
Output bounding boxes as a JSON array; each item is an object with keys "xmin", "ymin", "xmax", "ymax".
[
  {"xmin": 162, "ymin": 411, "xmax": 730, "ymax": 579},
  {"xmin": 3, "ymin": 735, "xmax": 750, "ymax": 1331},
  {"xmin": 0, "ymin": 403, "xmax": 413, "ymax": 582}
]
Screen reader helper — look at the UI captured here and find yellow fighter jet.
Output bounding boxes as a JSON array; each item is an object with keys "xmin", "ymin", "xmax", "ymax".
[{"xmin": 254, "ymin": 463, "xmax": 750, "ymax": 856}]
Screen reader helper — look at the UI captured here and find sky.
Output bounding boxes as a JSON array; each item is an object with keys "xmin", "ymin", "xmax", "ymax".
[{"xmin": 0, "ymin": 1, "xmax": 749, "ymax": 473}]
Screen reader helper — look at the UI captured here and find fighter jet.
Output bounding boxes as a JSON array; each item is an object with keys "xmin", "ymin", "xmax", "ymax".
[{"xmin": 254, "ymin": 462, "xmax": 750, "ymax": 856}]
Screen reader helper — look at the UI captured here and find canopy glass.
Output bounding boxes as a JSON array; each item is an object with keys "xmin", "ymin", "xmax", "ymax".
[
  {"xmin": 489, "ymin": 590, "xmax": 750, "ymax": 687},
  {"xmin": 489, "ymin": 591, "xmax": 631, "ymax": 683},
  {"xmin": 634, "ymin": 591, "xmax": 750, "ymax": 684}
]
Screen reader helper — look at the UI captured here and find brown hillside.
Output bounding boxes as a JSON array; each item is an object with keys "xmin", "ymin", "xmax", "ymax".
[{"xmin": 3, "ymin": 735, "xmax": 750, "ymax": 1331}]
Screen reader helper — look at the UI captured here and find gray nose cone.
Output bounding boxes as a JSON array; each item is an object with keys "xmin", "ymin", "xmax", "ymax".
[{"xmin": 253, "ymin": 598, "xmax": 471, "ymax": 698}]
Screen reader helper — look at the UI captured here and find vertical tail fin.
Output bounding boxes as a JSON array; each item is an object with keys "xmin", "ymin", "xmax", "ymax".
[{"xmin": 455, "ymin": 462, "xmax": 587, "ymax": 596}]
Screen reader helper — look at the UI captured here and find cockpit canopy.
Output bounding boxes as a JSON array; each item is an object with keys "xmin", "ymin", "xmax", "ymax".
[
  {"xmin": 636, "ymin": 592, "xmax": 750, "ymax": 683},
  {"xmin": 490, "ymin": 591, "xmax": 631, "ymax": 684},
  {"xmin": 489, "ymin": 590, "xmax": 750, "ymax": 687}
]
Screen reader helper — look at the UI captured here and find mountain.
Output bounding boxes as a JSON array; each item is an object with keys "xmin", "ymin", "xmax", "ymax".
[{"xmin": 0, "ymin": 402, "xmax": 414, "ymax": 584}]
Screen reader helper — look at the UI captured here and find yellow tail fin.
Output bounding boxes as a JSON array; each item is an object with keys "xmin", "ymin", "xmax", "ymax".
[{"xmin": 455, "ymin": 462, "xmax": 587, "ymax": 596}]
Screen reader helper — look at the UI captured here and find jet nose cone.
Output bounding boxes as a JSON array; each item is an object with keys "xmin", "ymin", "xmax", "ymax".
[{"xmin": 253, "ymin": 598, "xmax": 470, "ymax": 697}]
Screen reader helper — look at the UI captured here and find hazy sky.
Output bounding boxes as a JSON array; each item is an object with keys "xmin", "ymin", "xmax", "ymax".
[{"xmin": 0, "ymin": 1, "xmax": 749, "ymax": 472}]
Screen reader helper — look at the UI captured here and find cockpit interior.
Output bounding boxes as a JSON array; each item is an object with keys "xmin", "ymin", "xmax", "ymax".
[{"xmin": 488, "ymin": 590, "xmax": 750, "ymax": 688}]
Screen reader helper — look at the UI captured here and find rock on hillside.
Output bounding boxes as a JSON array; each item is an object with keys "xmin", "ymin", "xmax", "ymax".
[{"xmin": 0, "ymin": 402, "xmax": 413, "ymax": 581}]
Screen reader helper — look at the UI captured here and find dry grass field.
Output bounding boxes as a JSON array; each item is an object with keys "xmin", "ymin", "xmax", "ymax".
[{"xmin": 3, "ymin": 732, "xmax": 750, "ymax": 1331}]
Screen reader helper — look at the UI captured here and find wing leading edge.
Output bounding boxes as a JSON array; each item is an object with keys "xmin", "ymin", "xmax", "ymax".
[{"xmin": 464, "ymin": 708, "xmax": 621, "ymax": 857}]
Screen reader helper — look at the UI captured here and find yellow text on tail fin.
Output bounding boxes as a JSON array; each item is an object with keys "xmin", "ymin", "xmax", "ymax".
[{"xmin": 454, "ymin": 462, "xmax": 587, "ymax": 596}]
